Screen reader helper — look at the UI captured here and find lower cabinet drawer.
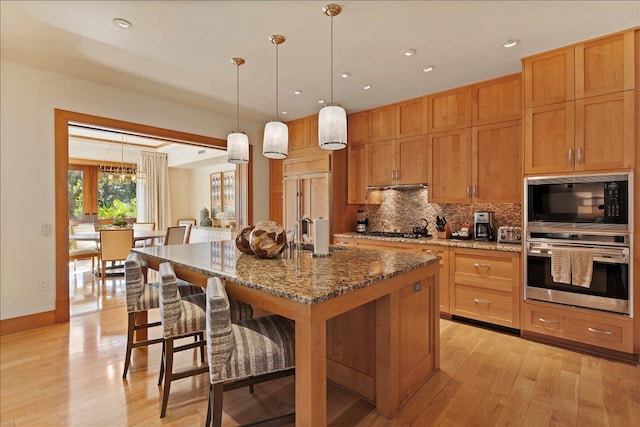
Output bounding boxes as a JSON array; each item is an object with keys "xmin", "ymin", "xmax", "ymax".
[
  {"xmin": 452, "ymin": 286, "xmax": 515, "ymax": 328},
  {"xmin": 523, "ymin": 301, "xmax": 633, "ymax": 354}
]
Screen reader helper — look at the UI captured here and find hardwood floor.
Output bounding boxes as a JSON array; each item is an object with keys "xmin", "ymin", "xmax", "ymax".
[{"xmin": 1, "ymin": 280, "xmax": 639, "ymax": 426}]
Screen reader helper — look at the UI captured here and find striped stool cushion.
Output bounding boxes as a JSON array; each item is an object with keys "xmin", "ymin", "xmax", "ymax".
[
  {"xmin": 206, "ymin": 277, "xmax": 295, "ymax": 383},
  {"xmin": 159, "ymin": 262, "xmax": 206, "ymax": 338}
]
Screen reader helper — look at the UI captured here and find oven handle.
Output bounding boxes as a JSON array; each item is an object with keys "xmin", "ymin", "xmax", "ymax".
[{"xmin": 527, "ymin": 245, "xmax": 629, "ymax": 264}]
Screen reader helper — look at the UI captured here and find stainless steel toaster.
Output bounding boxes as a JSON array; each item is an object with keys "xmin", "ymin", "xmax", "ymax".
[{"xmin": 497, "ymin": 226, "xmax": 522, "ymax": 243}]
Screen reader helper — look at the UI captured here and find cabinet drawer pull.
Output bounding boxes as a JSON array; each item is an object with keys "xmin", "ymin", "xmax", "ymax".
[
  {"xmin": 539, "ymin": 317, "xmax": 560, "ymax": 325},
  {"xmin": 473, "ymin": 298, "xmax": 490, "ymax": 304},
  {"xmin": 568, "ymin": 148, "xmax": 573, "ymax": 165},
  {"xmin": 587, "ymin": 327, "xmax": 613, "ymax": 336},
  {"xmin": 424, "ymin": 249, "xmax": 438, "ymax": 254},
  {"xmin": 473, "ymin": 263, "xmax": 490, "ymax": 269},
  {"xmin": 473, "ymin": 185, "xmax": 477, "ymax": 198},
  {"xmin": 466, "ymin": 185, "xmax": 471, "ymax": 198}
]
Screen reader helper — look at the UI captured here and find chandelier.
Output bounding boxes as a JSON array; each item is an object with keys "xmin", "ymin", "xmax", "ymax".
[{"xmin": 99, "ymin": 136, "xmax": 137, "ymax": 182}]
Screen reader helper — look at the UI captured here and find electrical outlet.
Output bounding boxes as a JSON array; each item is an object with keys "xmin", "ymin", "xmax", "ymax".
[{"xmin": 39, "ymin": 279, "xmax": 49, "ymax": 291}]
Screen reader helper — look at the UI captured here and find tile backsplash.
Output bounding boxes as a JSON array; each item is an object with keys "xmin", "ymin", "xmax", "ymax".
[{"xmin": 362, "ymin": 188, "xmax": 522, "ymax": 234}]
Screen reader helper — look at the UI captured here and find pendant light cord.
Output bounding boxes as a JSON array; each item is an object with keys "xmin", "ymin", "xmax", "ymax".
[
  {"xmin": 236, "ymin": 63, "xmax": 240, "ymax": 132},
  {"xmin": 275, "ymin": 42, "xmax": 279, "ymax": 121},
  {"xmin": 330, "ymin": 15, "xmax": 334, "ymax": 105}
]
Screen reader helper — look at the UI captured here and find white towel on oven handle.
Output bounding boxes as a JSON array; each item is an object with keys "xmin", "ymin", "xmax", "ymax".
[
  {"xmin": 551, "ymin": 248, "xmax": 572, "ymax": 285},
  {"xmin": 571, "ymin": 248, "xmax": 593, "ymax": 288}
]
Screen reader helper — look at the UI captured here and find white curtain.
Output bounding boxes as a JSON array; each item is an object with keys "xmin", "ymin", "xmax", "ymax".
[
  {"xmin": 137, "ymin": 151, "xmax": 171, "ymax": 232},
  {"xmin": 235, "ymin": 163, "xmax": 249, "ymax": 228}
]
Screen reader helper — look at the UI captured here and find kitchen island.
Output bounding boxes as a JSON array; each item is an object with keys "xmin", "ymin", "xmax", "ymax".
[{"xmin": 133, "ymin": 240, "xmax": 440, "ymax": 426}]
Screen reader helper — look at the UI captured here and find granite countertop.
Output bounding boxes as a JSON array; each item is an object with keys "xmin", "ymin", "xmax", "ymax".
[
  {"xmin": 334, "ymin": 232, "xmax": 522, "ymax": 253},
  {"xmin": 133, "ymin": 241, "xmax": 438, "ymax": 305}
]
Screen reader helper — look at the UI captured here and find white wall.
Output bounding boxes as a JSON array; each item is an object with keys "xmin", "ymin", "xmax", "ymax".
[
  {"xmin": 168, "ymin": 168, "xmax": 193, "ymax": 224},
  {"xmin": 0, "ymin": 60, "xmax": 269, "ymax": 319}
]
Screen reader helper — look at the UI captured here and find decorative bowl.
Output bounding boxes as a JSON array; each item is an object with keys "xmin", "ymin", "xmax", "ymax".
[
  {"xmin": 235, "ymin": 226, "xmax": 255, "ymax": 254},
  {"xmin": 249, "ymin": 221, "xmax": 287, "ymax": 259}
]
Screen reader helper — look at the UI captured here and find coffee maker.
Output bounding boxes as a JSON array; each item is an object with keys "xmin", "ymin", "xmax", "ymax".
[
  {"xmin": 356, "ymin": 209, "xmax": 368, "ymax": 233},
  {"xmin": 474, "ymin": 211, "xmax": 495, "ymax": 241}
]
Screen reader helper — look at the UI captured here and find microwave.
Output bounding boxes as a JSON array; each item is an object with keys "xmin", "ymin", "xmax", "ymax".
[{"xmin": 525, "ymin": 172, "xmax": 633, "ymax": 231}]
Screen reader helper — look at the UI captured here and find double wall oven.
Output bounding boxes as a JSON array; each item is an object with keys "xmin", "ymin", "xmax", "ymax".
[{"xmin": 524, "ymin": 172, "xmax": 634, "ymax": 315}]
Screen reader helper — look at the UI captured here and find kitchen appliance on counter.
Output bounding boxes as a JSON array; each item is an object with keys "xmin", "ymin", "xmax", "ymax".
[
  {"xmin": 497, "ymin": 226, "xmax": 522, "ymax": 243},
  {"xmin": 474, "ymin": 211, "xmax": 495, "ymax": 241},
  {"xmin": 361, "ymin": 230, "xmax": 433, "ymax": 240},
  {"xmin": 356, "ymin": 209, "xmax": 368, "ymax": 233}
]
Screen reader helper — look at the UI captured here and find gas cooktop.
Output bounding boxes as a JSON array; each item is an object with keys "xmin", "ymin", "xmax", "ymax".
[{"xmin": 360, "ymin": 231, "xmax": 433, "ymax": 239}]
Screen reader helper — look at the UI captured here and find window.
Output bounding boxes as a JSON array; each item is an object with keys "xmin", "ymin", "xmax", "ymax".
[
  {"xmin": 68, "ymin": 169, "xmax": 84, "ymax": 222},
  {"xmin": 98, "ymin": 171, "xmax": 137, "ymax": 220}
]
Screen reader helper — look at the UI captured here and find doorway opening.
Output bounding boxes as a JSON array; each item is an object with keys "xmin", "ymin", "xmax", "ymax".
[{"xmin": 55, "ymin": 109, "xmax": 253, "ymax": 322}]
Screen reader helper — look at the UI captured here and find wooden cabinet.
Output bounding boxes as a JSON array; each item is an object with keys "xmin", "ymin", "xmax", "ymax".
[
  {"xmin": 428, "ymin": 129, "xmax": 472, "ymax": 203},
  {"xmin": 472, "ymin": 120, "xmax": 522, "ymax": 202},
  {"xmin": 429, "ymin": 121, "xmax": 521, "ymax": 204},
  {"xmin": 347, "ymin": 111, "xmax": 369, "ymax": 146},
  {"xmin": 426, "ymin": 86, "xmax": 472, "ymax": 132},
  {"xmin": 418, "ymin": 245, "xmax": 451, "ymax": 315},
  {"xmin": 524, "ymin": 102, "xmax": 575, "ymax": 175},
  {"xmin": 472, "ymin": 73, "xmax": 522, "ymax": 126},
  {"xmin": 287, "ymin": 115, "xmax": 319, "ymax": 153},
  {"xmin": 369, "ymin": 105, "xmax": 395, "ymax": 142},
  {"xmin": 450, "ymin": 248, "xmax": 520, "ymax": 329},
  {"xmin": 369, "ymin": 135, "xmax": 428, "ymax": 186},
  {"xmin": 268, "ymin": 159, "xmax": 284, "ymax": 224},
  {"xmin": 523, "ymin": 46, "xmax": 575, "ymax": 108},
  {"xmin": 525, "ymin": 92, "xmax": 634, "ymax": 174},
  {"xmin": 396, "ymin": 97, "xmax": 427, "ymax": 138},
  {"xmin": 523, "ymin": 300, "xmax": 634, "ymax": 354},
  {"xmin": 575, "ymin": 91, "xmax": 635, "ymax": 171},
  {"xmin": 575, "ymin": 30, "xmax": 635, "ymax": 99}
]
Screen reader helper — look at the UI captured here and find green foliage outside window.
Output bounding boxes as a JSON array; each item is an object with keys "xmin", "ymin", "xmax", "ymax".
[
  {"xmin": 68, "ymin": 170, "xmax": 84, "ymax": 220},
  {"xmin": 98, "ymin": 172, "xmax": 136, "ymax": 219}
]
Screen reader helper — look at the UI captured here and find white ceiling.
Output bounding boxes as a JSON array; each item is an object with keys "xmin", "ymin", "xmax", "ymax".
[{"xmin": 1, "ymin": 1, "xmax": 639, "ymax": 124}]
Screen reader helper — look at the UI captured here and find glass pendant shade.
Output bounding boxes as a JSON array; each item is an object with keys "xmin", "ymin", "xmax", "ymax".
[
  {"xmin": 263, "ymin": 121, "xmax": 289, "ymax": 159},
  {"xmin": 227, "ymin": 132, "xmax": 249, "ymax": 164},
  {"xmin": 318, "ymin": 104, "xmax": 347, "ymax": 150}
]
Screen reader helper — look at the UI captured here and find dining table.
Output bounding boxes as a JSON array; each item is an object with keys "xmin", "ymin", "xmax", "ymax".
[
  {"xmin": 132, "ymin": 240, "xmax": 440, "ymax": 426},
  {"xmin": 69, "ymin": 229, "xmax": 166, "ymax": 244}
]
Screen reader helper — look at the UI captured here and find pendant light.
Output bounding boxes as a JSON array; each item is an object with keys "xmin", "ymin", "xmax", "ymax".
[
  {"xmin": 318, "ymin": 3, "xmax": 347, "ymax": 150},
  {"xmin": 263, "ymin": 35, "xmax": 288, "ymax": 159},
  {"xmin": 227, "ymin": 57, "xmax": 249, "ymax": 164}
]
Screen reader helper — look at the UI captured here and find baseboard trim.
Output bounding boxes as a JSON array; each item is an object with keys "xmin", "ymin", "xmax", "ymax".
[{"xmin": 0, "ymin": 310, "xmax": 57, "ymax": 336}]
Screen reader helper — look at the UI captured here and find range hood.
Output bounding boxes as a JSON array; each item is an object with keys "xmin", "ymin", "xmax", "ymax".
[{"xmin": 367, "ymin": 183, "xmax": 428, "ymax": 190}]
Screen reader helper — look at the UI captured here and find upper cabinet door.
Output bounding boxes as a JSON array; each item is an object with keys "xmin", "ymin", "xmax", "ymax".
[
  {"xmin": 472, "ymin": 120, "xmax": 522, "ymax": 203},
  {"xmin": 428, "ymin": 129, "xmax": 473, "ymax": 203},
  {"xmin": 427, "ymin": 86, "xmax": 472, "ymax": 132},
  {"xmin": 287, "ymin": 117, "xmax": 308, "ymax": 152},
  {"xmin": 395, "ymin": 135, "xmax": 428, "ymax": 185},
  {"xmin": 368, "ymin": 139, "xmax": 395, "ymax": 186},
  {"xmin": 575, "ymin": 30, "xmax": 635, "ymax": 99},
  {"xmin": 575, "ymin": 91, "xmax": 635, "ymax": 172},
  {"xmin": 395, "ymin": 97, "xmax": 427, "ymax": 138},
  {"xmin": 347, "ymin": 111, "xmax": 370, "ymax": 146},
  {"xmin": 306, "ymin": 115, "xmax": 319, "ymax": 149},
  {"xmin": 523, "ymin": 46, "xmax": 575, "ymax": 108},
  {"xmin": 370, "ymin": 105, "xmax": 395, "ymax": 142},
  {"xmin": 472, "ymin": 74, "xmax": 522, "ymax": 126},
  {"xmin": 524, "ymin": 102, "xmax": 575, "ymax": 175}
]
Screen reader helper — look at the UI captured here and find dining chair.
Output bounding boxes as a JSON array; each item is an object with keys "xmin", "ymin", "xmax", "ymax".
[
  {"xmin": 133, "ymin": 222, "xmax": 155, "ymax": 247},
  {"xmin": 177, "ymin": 219, "xmax": 195, "ymax": 244},
  {"xmin": 69, "ymin": 223, "xmax": 100, "ymax": 272},
  {"xmin": 205, "ymin": 276, "xmax": 296, "ymax": 427},
  {"xmin": 99, "ymin": 229, "xmax": 134, "ymax": 287},
  {"xmin": 163, "ymin": 226, "xmax": 186, "ymax": 245},
  {"xmin": 122, "ymin": 253, "xmax": 203, "ymax": 379}
]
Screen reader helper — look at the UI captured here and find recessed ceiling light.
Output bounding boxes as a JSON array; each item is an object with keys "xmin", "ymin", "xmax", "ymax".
[
  {"xmin": 503, "ymin": 39, "xmax": 520, "ymax": 48},
  {"xmin": 317, "ymin": 99, "xmax": 326, "ymax": 104},
  {"xmin": 401, "ymin": 49, "xmax": 416, "ymax": 57},
  {"xmin": 280, "ymin": 111, "xmax": 288, "ymax": 115},
  {"xmin": 113, "ymin": 18, "xmax": 133, "ymax": 30},
  {"xmin": 339, "ymin": 72, "xmax": 351, "ymax": 78},
  {"xmin": 293, "ymin": 90, "xmax": 303, "ymax": 95},
  {"xmin": 421, "ymin": 66, "xmax": 435, "ymax": 73},
  {"xmin": 362, "ymin": 84, "xmax": 372, "ymax": 90}
]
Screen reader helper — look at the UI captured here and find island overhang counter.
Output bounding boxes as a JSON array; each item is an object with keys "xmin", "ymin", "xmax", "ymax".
[{"xmin": 133, "ymin": 240, "xmax": 440, "ymax": 426}]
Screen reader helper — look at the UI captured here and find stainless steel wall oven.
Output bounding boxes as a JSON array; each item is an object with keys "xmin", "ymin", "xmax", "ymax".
[{"xmin": 524, "ymin": 172, "xmax": 634, "ymax": 316}]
